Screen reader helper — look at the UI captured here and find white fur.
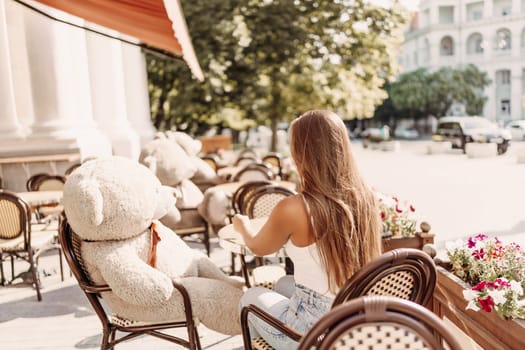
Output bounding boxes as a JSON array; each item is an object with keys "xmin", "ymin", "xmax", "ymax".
[{"xmin": 63, "ymin": 156, "xmax": 243, "ymax": 335}]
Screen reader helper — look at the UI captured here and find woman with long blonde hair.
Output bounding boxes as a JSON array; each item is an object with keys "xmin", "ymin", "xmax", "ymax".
[{"xmin": 234, "ymin": 109, "xmax": 382, "ymax": 349}]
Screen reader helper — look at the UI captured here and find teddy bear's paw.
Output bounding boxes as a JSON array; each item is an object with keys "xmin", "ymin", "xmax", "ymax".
[{"xmin": 225, "ymin": 275, "xmax": 246, "ymax": 289}]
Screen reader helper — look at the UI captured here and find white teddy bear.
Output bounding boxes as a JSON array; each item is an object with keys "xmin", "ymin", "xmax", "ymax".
[{"xmin": 62, "ymin": 156, "xmax": 244, "ymax": 335}]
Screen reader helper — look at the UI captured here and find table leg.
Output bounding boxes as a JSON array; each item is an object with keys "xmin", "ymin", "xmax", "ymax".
[{"xmin": 239, "ymin": 254, "xmax": 251, "ymax": 288}]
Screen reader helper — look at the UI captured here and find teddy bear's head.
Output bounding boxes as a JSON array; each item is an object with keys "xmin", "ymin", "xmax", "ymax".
[
  {"xmin": 139, "ymin": 135, "xmax": 197, "ymax": 186},
  {"xmin": 63, "ymin": 156, "xmax": 177, "ymax": 241}
]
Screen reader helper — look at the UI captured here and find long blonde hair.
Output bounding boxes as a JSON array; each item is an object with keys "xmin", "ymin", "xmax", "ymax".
[{"xmin": 290, "ymin": 110, "xmax": 382, "ymax": 294}]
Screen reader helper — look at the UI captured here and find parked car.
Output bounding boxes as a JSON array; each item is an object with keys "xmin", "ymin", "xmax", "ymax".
[
  {"xmin": 394, "ymin": 127, "xmax": 419, "ymax": 139},
  {"xmin": 505, "ymin": 120, "xmax": 525, "ymax": 141},
  {"xmin": 433, "ymin": 116, "xmax": 512, "ymax": 154}
]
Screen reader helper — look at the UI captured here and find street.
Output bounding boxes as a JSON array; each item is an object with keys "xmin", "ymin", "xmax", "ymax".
[{"xmin": 352, "ymin": 139, "xmax": 525, "ymax": 249}]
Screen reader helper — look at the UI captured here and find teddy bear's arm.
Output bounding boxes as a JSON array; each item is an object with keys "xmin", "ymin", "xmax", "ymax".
[{"xmin": 98, "ymin": 250, "xmax": 175, "ymax": 307}]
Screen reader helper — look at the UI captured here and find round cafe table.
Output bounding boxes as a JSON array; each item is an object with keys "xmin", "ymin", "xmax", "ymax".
[
  {"xmin": 17, "ymin": 191, "xmax": 63, "ymax": 207},
  {"xmin": 218, "ymin": 217, "xmax": 280, "ymax": 287}
]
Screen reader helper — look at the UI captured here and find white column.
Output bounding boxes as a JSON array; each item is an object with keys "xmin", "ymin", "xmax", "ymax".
[
  {"xmin": 121, "ymin": 43, "xmax": 156, "ymax": 147},
  {"xmin": 484, "ymin": 0, "xmax": 494, "ymax": 18},
  {"xmin": 5, "ymin": 0, "xmax": 33, "ymax": 132},
  {"xmin": 511, "ymin": 67, "xmax": 522, "ymax": 120},
  {"xmin": 86, "ymin": 30, "xmax": 140, "ymax": 159},
  {"xmin": 0, "ymin": 0, "xmax": 24, "ymax": 142},
  {"xmin": 66, "ymin": 21, "xmax": 112, "ymax": 159},
  {"xmin": 22, "ymin": 6, "xmax": 78, "ymax": 150},
  {"xmin": 513, "ymin": 0, "xmax": 521, "ymax": 15}
]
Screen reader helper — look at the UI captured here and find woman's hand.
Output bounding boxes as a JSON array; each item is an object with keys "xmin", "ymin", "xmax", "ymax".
[{"xmin": 232, "ymin": 214, "xmax": 251, "ymax": 235}]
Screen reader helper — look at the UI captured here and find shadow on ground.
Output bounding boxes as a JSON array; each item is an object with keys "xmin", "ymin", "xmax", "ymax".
[{"xmin": 0, "ymin": 284, "xmax": 93, "ymax": 322}]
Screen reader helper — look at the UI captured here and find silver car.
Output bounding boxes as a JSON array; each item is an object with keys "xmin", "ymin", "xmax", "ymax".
[{"xmin": 505, "ymin": 120, "xmax": 525, "ymax": 141}]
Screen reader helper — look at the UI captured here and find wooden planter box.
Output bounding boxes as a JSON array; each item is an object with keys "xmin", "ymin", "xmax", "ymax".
[
  {"xmin": 381, "ymin": 232, "xmax": 434, "ymax": 252},
  {"xmin": 433, "ymin": 267, "xmax": 525, "ymax": 350}
]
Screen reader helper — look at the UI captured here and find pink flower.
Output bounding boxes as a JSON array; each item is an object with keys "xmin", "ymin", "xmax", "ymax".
[
  {"xmin": 380, "ymin": 212, "xmax": 386, "ymax": 220},
  {"xmin": 472, "ymin": 249, "xmax": 485, "ymax": 260},
  {"xmin": 409, "ymin": 205, "xmax": 415, "ymax": 212},
  {"xmin": 395, "ymin": 205, "xmax": 403, "ymax": 214},
  {"xmin": 472, "ymin": 281, "xmax": 487, "ymax": 291},
  {"xmin": 478, "ymin": 296, "xmax": 495, "ymax": 313}
]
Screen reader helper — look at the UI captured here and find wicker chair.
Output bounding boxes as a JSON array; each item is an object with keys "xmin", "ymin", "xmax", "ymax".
[
  {"xmin": 0, "ymin": 190, "xmax": 60, "ymax": 301},
  {"xmin": 262, "ymin": 153, "xmax": 283, "ymax": 178},
  {"xmin": 232, "ymin": 163, "xmax": 274, "ymax": 183},
  {"xmin": 243, "ymin": 184, "xmax": 296, "ymax": 219},
  {"xmin": 240, "ymin": 184, "xmax": 297, "ymax": 288},
  {"xmin": 25, "ymin": 173, "xmax": 66, "ymax": 222},
  {"xmin": 298, "ymin": 296, "xmax": 462, "ymax": 350},
  {"xmin": 241, "ymin": 248, "xmax": 437, "ymax": 350},
  {"xmin": 200, "ymin": 154, "xmax": 220, "ymax": 173},
  {"xmin": 58, "ymin": 216, "xmax": 202, "ymax": 350}
]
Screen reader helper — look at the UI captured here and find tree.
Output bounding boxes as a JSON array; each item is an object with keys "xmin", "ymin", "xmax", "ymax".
[
  {"xmin": 389, "ymin": 64, "xmax": 491, "ymax": 120},
  {"xmin": 147, "ymin": 0, "xmax": 409, "ymax": 150}
]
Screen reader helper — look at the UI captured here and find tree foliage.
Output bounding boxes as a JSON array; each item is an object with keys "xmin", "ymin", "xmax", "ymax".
[
  {"xmin": 147, "ymin": 0, "xmax": 409, "ymax": 148},
  {"xmin": 389, "ymin": 64, "xmax": 491, "ymax": 119}
]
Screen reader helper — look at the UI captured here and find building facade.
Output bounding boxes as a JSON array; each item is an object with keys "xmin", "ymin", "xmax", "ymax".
[
  {"xmin": 0, "ymin": 1, "xmax": 157, "ymax": 190},
  {"xmin": 400, "ymin": 0, "xmax": 525, "ymax": 123}
]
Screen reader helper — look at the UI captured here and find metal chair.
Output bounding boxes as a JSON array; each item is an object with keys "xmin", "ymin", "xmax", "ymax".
[
  {"xmin": 298, "ymin": 296, "xmax": 462, "ymax": 350},
  {"xmin": 241, "ymin": 248, "xmax": 438, "ymax": 350},
  {"xmin": 0, "ymin": 190, "xmax": 60, "ymax": 301},
  {"xmin": 58, "ymin": 216, "xmax": 202, "ymax": 350}
]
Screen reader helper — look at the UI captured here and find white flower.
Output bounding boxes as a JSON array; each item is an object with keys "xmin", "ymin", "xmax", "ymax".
[
  {"xmin": 488, "ymin": 289, "xmax": 507, "ymax": 305},
  {"xmin": 465, "ymin": 300, "xmax": 480, "ymax": 312},
  {"xmin": 446, "ymin": 239, "xmax": 465, "ymax": 252},
  {"xmin": 510, "ymin": 280, "xmax": 524, "ymax": 295},
  {"xmin": 463, "ymin": 289, "xmax": 478, "ymax": 301}
]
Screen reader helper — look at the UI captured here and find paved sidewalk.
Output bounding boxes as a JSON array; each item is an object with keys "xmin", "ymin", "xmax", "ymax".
[{"xmin": 0, "ymin": 238, "xmax": 244, "ymax": 350}]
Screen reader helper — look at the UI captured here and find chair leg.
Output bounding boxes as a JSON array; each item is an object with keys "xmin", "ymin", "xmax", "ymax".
[
  {"xmin": 230, "ymin": 253, "xmax": 236, "ymax": 275},
  {"xmin": 100, "ymin": 330, "xmax": 109, "ymax": 350},
  {"xmin": 108, "ymin": 329, "xmax": 116, "ymax": 350},
  {"xmin": 239, "ymin": 255, "xmax": 251, "ymax": 288},
  {"xmin": 58, "ymin": 248, "xmax": 64, "ymax": 281},
  {"xmin": 0, "ymin": 257, "xmax": 5, "ymax": 285},
  {"xmin": 28, "ymin": 250, "xmax": 42, "ymax": 301},
  {"xmin": 204, "ymin": 224, "xmax": 210, "ymax": 257}
]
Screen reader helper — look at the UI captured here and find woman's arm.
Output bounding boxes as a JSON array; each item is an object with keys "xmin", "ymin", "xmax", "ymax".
[{"xmin": 232, "ymin": 195, "xmax": 302, "ymax": 256}]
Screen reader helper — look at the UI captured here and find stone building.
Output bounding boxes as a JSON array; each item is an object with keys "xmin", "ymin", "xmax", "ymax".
[
  {"xmin": 0, "ymin": 0, "xmax": 202, "ymax": 190},
  {"xmin": 400, "ymin": 0, "xmax": 525, "ymax": 123}
]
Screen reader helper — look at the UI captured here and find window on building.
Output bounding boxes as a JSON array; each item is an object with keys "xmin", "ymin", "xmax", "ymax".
[
  {"xmin": 496, "ymin": 70, "xmax": 511, "ymax": 85},
  {"xmin": 495, "ymin": 28, "xmax": 512, "ymax": 50},
  {"xmin": 494, "ymin": 0, "xmax": 513, "ymax": 16},
  {"xmin": 521, "ymin": 28, "xmax": 525, "ymax": 48},
  {"xmin": 440, "ymin": 36, "xmax": 454, "ymax": 56},
  {"xmin": 413, "ymin": 51, "xmax": 418, "ymax": 65},
  {"xmin": 501, "ymin": 99, "xmax": 511, "ymax": 115},
  {"xmin": 467, "ymin": 33, "xmax": 484, "ymax": 54},
  {"xmin": 439, "ymin": 6, "xmax": 454, "ymax": 24},
  {"xmin": 467, "ymin": 2, "xmax": 484, "ymax": 21}
]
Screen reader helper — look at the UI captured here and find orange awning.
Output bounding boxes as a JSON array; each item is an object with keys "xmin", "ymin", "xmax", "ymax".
[{"xmin": 32, "ymin": 0, "xmax": 203, "ymax": 80}]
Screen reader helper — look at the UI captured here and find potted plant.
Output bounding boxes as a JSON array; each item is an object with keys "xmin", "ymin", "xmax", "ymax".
[
  {"xmin": 377, "ymin": 192, "xmax": 434, "ymax": 252},
  {"xmin": 433, "ymin": 234, "xmax": 525, "ymax": 349}
]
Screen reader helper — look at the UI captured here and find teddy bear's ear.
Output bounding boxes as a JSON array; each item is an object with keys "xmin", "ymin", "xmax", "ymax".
[
  {"xmin": 142, "ymin": 155, "xmax": 157, "ymax": 175},
  {"xmin": 77, "ymin": 178, "xmax": 104, "ymax": 227}
]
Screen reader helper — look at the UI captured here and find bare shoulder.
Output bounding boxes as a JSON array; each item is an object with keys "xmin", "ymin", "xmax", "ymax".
[{"xmin": 270, "ymin": 194, "xmax": 310, "ymax": 238}]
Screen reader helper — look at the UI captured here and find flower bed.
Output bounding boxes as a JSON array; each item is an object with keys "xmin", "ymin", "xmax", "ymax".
[
  {"xmin": 377, "ymin": 192, "xmax": 434, "ymax": 252},
  {"xmin": 433, "ymin": 234, "xmax": 525, "ymax": 349},
  {"xmin": 433, "ymin": 267, "xmax": 525, "ymax": 350}
]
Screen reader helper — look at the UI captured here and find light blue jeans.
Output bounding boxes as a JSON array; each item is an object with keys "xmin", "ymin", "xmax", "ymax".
[{"xmin": 239, "ymin": 276, "xmax": 333, "ymax": 350}]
